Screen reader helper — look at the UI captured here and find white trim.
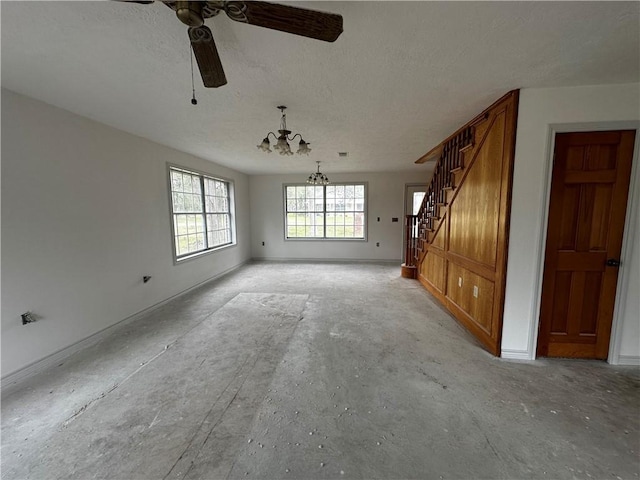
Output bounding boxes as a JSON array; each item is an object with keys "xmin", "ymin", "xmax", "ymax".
[
  {"xmin": 1, "ymin": 260, "xmax": 249, "ymax": 395},
  {"xmin": 500, "ymin": 349, "xmax": 533, "ymax": 361},
  {"xmin": 253, "ymin": 257, "xmax": 400, "ymax": 264},
  {"xmin": 528, "ymin": 121, "xmax": 640, "ymax": 363},
  {"xmin": 609, "ymin": 128, "xmax": 640, "ymax": 364},
  {"xmin": 616, "ymin": 355, "xmax": 640, "ymax": 366}
]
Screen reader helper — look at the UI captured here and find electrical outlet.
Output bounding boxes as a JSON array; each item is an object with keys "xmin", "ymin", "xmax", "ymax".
[
  {"xmin": 261, "ymin": 241, "xmax": 265, "ymax": 246},
  {"xmin": 458, "ymin": 277, "xmax": 462, "ymax": 287},
  {"xmin": 473, "ymin": 285, "xmax": 479, "ymax": 298},
  {"xmin": 21, "ymin": 312, "xmax": 36, "ymax": 325},
  {"xmin": 376, "ymin": 242, "xmax": 380, "ymax": 247}
]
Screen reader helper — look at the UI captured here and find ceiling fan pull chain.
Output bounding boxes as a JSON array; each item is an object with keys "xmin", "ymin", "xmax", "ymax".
[{"xmin": 190, "ymin": 45, "xmax": 198, "ymax": 105}]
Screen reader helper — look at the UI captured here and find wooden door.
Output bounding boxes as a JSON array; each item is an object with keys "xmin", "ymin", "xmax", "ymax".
[{"xmin": 537, "ymin": 130, "xmax": 635, "ymax": 359}]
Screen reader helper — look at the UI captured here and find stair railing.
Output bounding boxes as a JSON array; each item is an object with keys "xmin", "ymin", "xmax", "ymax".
[
  {"xmin": 404, "ymin": 214, "xmax": 419, "ymax": 266},
  {"xmin": 406, "ymin": 125, "xmax": 475, "ymax": 267}
]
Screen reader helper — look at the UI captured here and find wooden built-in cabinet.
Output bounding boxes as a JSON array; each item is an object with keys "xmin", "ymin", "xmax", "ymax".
[{"xmin": 412, "ymin": 91, "xmax": 519, "ymax": 355}]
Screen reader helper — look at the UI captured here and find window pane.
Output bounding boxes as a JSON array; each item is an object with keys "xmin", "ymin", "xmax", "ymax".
[
  {"xmin": 182, "ymin": 174, "xmax": 193, "ymax": 193},
  {"xmin": 175, "ymin": 215, "xmax": 186, "ymax": 235},
  {"xmin": 172, "ymin": 193, "xmax": 184, "ymax": 213},
  {"xmin": 184, "ymin": 195, "xmax": 193, "ymax": 212},
  {"xmin": 345, "ymin": 185, "xmax": 354, "ymax": 199},
  {"xmin": 171, "ymin": 171, "xmax": 183, "ymax": 191},
  {"xmin": 195, "ymin": 233, "xmax": 205, "ymax": 250},
  {"xmin": 195, "ymin": 215, "xmax": 205, "ymax": 233},
  {"xmin": 193, "ymin": 194, "xmax": 203, "ymax": 212}
]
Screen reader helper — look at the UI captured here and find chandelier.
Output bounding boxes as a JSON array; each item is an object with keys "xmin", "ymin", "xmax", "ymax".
[
  {"xmin": 257, "ymin": 106, "xmax": 311, "ymax": 156},
  {"xmin": 307, "ymin": 161, "xmax": 330, "ymax": 185}
]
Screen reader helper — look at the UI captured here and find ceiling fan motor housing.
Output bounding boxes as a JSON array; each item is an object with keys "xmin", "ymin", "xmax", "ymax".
[{"xmin": 176, "ymin": 1, "xmax": 205, "ymax": 27}]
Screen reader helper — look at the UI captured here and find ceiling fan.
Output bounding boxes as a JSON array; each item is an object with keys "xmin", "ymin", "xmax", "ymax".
[{"xmin": 124, "ymin": 1, "xmax": 344, "ymax": 88}]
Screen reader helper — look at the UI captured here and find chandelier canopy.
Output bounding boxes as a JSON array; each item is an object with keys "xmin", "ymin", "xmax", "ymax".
[
  {"xmin": 257, "ymin": 106, "xmax": 311, "ymax": 156},
  {"xmin": 307, "ymin": 161, "xmax": 329, "ymax": 185}
]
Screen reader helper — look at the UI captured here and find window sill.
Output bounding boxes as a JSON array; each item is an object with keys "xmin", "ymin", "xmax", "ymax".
[
  {"xmin": 284, "ymin": 237, "xmax": 367, "ymax": 242},
  {"xmin": 174, "ymin": 242, "xmax": 236, "ymax": 265}
]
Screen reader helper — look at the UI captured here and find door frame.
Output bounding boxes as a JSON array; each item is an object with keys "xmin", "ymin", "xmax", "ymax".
[
  {"xmin": 530, "ymin": 121, "xmax": 640, "ymax": 364},
  {"xmin": 402, "ymin": 183, "xmax": 428, "ymax": 263}
]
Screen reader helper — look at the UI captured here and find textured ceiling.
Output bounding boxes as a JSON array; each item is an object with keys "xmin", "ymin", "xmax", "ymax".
[{"xmin": 2, "ymin": 1, "xmax": 639, "ymax": 175}]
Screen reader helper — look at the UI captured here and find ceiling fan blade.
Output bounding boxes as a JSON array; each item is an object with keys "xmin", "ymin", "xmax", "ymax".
[
  {"xmin": 188, "ymin": 26, "xmax": 227, "ymax": 88},
  {"xmin": 224, "ymin": 1, "xmax": 343, "ymax": 42}
]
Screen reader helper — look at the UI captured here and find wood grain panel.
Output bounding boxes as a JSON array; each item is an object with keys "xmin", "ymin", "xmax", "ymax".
[
  {"xmin": 581, "ymin": 272, "xmax": 602, "ymax": 335},
  {"xmin": 565, "ymin": 170, "xmax": 617, "ymax": 184},
  {"xmin": 421, "ymin": 251, "xmax": 446, "ymax": 293},
  {"xmin": 447, "ymin": 263, "xmax": 495, "ymax": 335},
  {"xmin": 590, "ymin": 185, "xmax": 613, "ymax": 250},
  {"xmin": 566, "ymin": 146, "xmax": 585, "ymax": 170},
  {"xmin": 469, "ymin": 275, "xmax": 495, "ymax": 334},
  {"xmin": 559, "ymin": 185, "xmax": 580, "ymax": 250},
  {"xmin": 550, "ymin": 272, "xmax": 571, "ymax": 334},
  {"xmin": 431, "ymin": 219, "xmax": 446, "ymax": 249},
  {"xmin": 587, "ymin": 145, "xmax": 616, "ymax": 170},
  {"xmin": 448, "ymin": 111, "xmax": 505, "ymax": 268}
]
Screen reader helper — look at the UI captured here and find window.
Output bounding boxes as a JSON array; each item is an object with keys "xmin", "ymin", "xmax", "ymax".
[
  {"xmin": 169, "ymin": 166, "xmax": 234, "ymax": 260},
  {"xmin": 285, "ymin": 183, "xmax": 366, "ymax": 239}
]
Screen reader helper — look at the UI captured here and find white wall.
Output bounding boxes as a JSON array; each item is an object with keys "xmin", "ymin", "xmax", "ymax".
[
  {"xmin": 502, "ymin": 83, "xmax": 640, "ymax": 364},
  {"xmin": 1, "ymin": 89, "xmax": 252, "ymax": 378},
  {"xmin": 250, "ymin": 172, "xmax": 428, "ymax": 262}
]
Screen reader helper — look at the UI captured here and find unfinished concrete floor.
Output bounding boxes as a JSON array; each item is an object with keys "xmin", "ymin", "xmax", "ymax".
[{"xmin": 2, "ymin": 262, "xmax": 639, "ymax": 480}]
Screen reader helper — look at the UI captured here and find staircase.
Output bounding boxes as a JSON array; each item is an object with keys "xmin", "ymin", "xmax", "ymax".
[{"xmin": 401, "ymin": 125, "xmax": 474, "ymax": 278}]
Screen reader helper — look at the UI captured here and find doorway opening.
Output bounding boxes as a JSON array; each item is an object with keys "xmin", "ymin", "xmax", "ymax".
[{"xmin": 403, "ymin": 184, "xmax": 427, "ymax": 264}]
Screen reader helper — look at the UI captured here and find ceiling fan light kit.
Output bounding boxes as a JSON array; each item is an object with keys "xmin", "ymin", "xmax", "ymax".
[{"xmin": 257, "ymin": 106, "xmax": 311, "ymax": 156}]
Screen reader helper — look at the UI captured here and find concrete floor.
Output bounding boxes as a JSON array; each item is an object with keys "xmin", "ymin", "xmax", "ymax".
[{"xmin": 2, "ymin": 261, "xmax": 639, "ymax": 480}]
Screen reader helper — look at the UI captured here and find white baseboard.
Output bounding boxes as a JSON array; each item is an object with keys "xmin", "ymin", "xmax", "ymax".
[
  {"xmin": 253, "ymin": 257, "xmax": 401, "ymax": 264},
  {"xmin": 500, "ymin": 349, "xmax": 533, "ymax": 361},
  {"xmin": 615, "ymin": 355, "xmax": 640, "ymax": 366},
  {"xmin": 1, "ymin": 261, "xmax": 248, "ymax": 395}
]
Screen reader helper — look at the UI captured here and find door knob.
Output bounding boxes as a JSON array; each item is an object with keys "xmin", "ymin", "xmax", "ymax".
[{"xmin": 606, "ymin": 259, "xmax": 621, "ymax": 267}]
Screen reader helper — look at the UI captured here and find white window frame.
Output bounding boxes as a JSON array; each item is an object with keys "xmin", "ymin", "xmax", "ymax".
[
  {"xmin": 283, "ymin": 183, "xmax": 368, "ymax": 241},
  {"xmin": 168, "ymin": 164, "xmax": 236, "ymax": 263}
]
